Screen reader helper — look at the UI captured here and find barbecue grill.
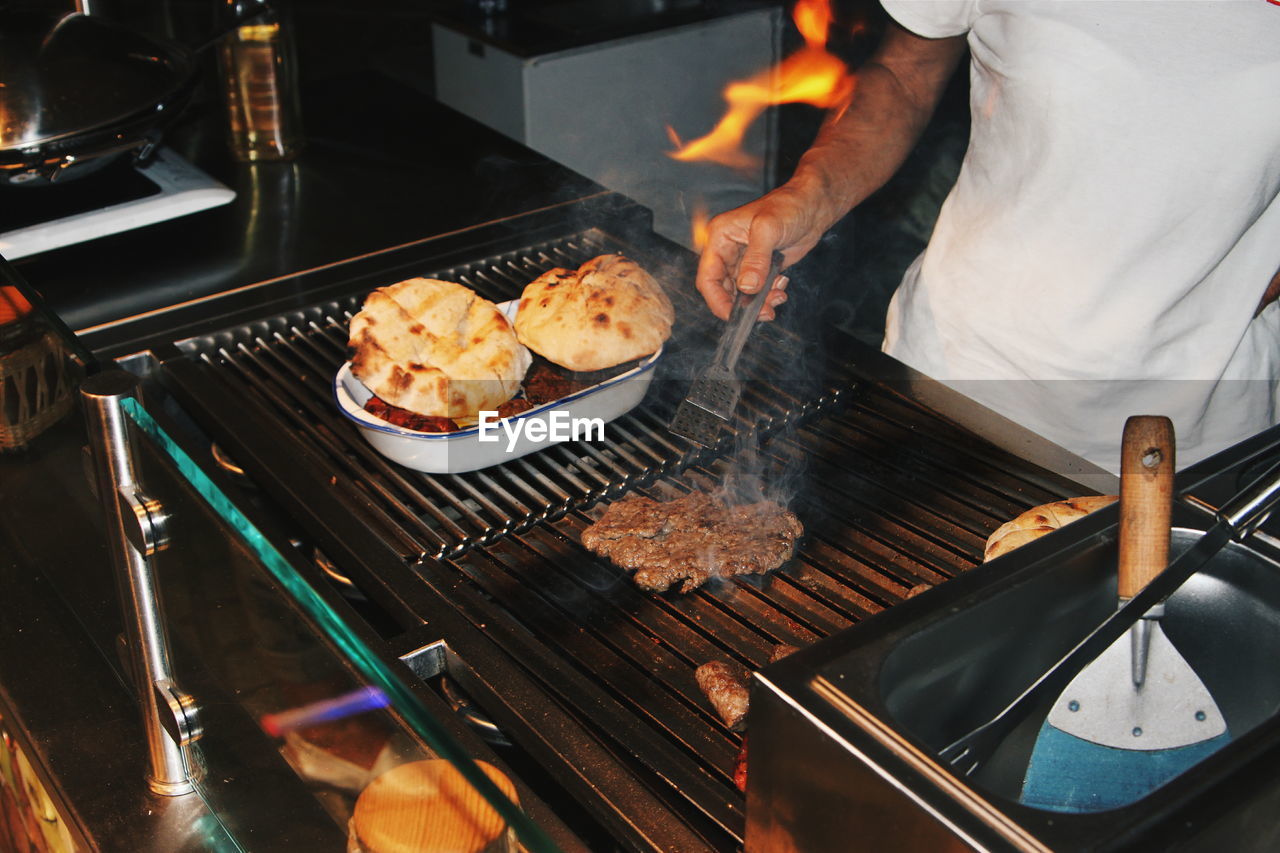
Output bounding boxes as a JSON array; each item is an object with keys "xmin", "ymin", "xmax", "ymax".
[{"xmin": 60, "ymin": 191, "xmax": 1132, "ymax": 851}]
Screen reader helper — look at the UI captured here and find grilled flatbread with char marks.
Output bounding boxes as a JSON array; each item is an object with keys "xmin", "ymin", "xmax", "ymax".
[
  {"xmin": 515, "ymin": 254, "xmax": 673, "ymax": 372},
  {"xmin": 984, "ymin": 495, "xmax": 1117, "ymax": 562},
  {"xmin": 348, "ymin": 278, "xmax": 530, "ymax": 419}
]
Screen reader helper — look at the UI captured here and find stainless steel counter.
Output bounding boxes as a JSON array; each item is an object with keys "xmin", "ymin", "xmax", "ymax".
[
  {"xmin": 0, "ymin": 70, "xmax": 609, "ymax": 853},
  {"xmin": 11, "ymin": 71, "xmax": 603, "ymax": 344}
]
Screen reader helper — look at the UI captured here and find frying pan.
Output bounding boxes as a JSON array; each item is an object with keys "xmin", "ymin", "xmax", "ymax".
[{"xmin": 0, "ymin": 10, "xmax": 198, "ymax": 185}]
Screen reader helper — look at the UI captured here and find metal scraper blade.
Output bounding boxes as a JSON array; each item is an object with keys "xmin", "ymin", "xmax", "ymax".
[
  {"xmin": 669, "ymin": 365, "xmax": 741, "ymax": 446},
  {"xmin": 668, "ymin": 401, "xmax": 724, "ymax": 448},
  {"xmin": 1044, "ymin": 618, "xmax": 1226, "ymax": 751},
  {"xmin": 668, "ymin": 252, "xmax": 782, "ymax": 446}
]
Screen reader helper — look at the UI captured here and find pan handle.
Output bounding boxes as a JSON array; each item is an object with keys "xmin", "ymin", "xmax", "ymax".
[{"xmin": 1118, "ymin": 415, "xmax": 1175, "ymax": 599}]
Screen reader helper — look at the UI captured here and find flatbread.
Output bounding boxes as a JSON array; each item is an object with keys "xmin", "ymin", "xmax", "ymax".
[
  {"xmin": 983, "ymin": 495, "xmax": 1118, "ymax": 562},
  {"xmin": 348, "ymin": 760, "xmax": 516, "ymax": 853},
  {"xmin": 514, "ymin": 254, "xmax": 674, "ymax": 371},
  {"xmin": 348, "ymin": 278, "xmax": 530, "ymax": 419}
]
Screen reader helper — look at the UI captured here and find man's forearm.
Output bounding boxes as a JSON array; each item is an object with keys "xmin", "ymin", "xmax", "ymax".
[
  {"xmin": 1258, "ymin": 264, "xmax": 1280, "ymax": 316},
  {"xmin": 789, "ymin": 22, "xmax": 967, "ymax": 233}
]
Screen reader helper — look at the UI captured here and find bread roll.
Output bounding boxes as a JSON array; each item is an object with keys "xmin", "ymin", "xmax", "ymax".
[
  {"xmin": 348, "ymin": 279, "xmax": 530, "ymax": 419},
  {"xmin": 514, "ymin": 254, "xmax": 674, "ymax": 372},
  {"xmin": 348, "ymin": 760, "xmax": 518, "ymax": 853},
  {"xmin": 983, "ymin": 495, "xmax": 1118, "ymax": 562}
]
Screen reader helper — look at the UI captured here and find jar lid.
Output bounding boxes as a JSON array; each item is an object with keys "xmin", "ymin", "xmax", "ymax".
[{"xmin": 349, "ymin": 760, "xmax": 518, "ymax": 853}]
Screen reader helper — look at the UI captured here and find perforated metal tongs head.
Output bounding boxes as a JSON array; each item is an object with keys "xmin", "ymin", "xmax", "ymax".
[{"xmin": 669, "ymin": 251, "xmax": 784, "ymax": 447}]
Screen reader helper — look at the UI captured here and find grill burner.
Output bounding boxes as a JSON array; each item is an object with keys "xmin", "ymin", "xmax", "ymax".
[{"xmin": 152, "ymin": 224, "xmax": 1090, "ymax": 850}]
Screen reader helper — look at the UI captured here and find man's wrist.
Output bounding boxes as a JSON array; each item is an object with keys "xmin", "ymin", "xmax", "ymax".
[{"xmin": 788, "ymin": 156, "xmax": 859, "ymax": 231}]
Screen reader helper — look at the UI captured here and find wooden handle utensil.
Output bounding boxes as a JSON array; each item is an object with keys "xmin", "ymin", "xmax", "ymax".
[{"xmin": 1118, "ymin": 415, "xmax": 1175, "ymax": 599}]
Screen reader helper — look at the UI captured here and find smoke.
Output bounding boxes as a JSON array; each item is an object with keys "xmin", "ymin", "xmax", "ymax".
[
  {"xmin": 717, "ymin": 428, "xmax": 808, "ymax": 510},
  {"xmin": 694, "ymin": 311, "xmax": 818, "ymax": 521}
]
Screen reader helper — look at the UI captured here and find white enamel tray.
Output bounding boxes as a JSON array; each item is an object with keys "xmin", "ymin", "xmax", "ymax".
[{"xmin": 333, "ymin": 301, "xmax": 661, "ymax": 473}]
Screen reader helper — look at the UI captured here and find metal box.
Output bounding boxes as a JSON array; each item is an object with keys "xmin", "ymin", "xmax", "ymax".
[
  {"xmin": 432, "ymin": 7, "xmax": 783, "ymax": 248},
  {"xmin": 748, "ymin": 485, "xmax": 1280, "ymax": 852}
]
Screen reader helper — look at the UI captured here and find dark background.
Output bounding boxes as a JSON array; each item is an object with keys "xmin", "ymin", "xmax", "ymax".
[{"xmin": 86, "ymin": 0, "xmax": 970, "ymax": 346}]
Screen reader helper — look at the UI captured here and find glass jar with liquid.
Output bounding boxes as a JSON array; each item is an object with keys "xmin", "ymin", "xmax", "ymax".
[{"xmin": 218, "ymin": 1, "xmax": 304, "ymax": 161}]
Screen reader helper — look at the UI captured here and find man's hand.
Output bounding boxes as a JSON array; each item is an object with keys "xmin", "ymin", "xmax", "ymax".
[
  {"xmin": 695, "ymin": 184, "xmax": 828, "ymax": 321},
  {"xmin": 693, "ymin": 23, "xmax": 966, "ymax": 321}
]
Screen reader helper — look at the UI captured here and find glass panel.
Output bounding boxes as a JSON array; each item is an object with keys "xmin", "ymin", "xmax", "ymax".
[{"xmin": 120, "ymin": 398, "xmax": 558, "ymax": 853}]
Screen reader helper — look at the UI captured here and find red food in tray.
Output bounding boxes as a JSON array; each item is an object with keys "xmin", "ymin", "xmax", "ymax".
[
  {"xmin": 362, "ymin": 396, "xmax": 459, "ymax": 433},
  {"xmin": 361, "ymin": 357, "xmax": 638, "ymax": 434},
  {"xmin": 522, "ymin": 356, "xmax": 643, "ymax": 405}
]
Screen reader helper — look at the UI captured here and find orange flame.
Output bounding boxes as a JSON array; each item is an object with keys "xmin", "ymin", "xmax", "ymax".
[
  {"xmin": 669, "ymin": 0, "xmax": 855, "ymax": 171},
  {"xmin": 691, "ymin": 202, "xmax": 711, "ymax": 251}
]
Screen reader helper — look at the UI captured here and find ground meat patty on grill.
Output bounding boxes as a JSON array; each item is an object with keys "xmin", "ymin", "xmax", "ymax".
[{"xmin": 581, "ymin": 491, "xmax": 803, "ymax": 593}]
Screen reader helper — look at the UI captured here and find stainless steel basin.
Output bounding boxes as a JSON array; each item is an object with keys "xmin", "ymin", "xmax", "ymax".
[
  {"xmin": 748, "ymin": 500, "xmax": 1280, "ymax": 852},
  {"xmin": 881, "ymin": 527, "xmax": 1280, "ymax": 805}
]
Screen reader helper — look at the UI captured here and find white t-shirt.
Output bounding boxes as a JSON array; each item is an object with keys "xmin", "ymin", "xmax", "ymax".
[{"xmin": 879, "ymin": 0, "xmax": 1280, "ymax": 472}]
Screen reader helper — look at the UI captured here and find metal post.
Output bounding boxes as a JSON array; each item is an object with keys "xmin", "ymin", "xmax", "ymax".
[{"xmin": 81, "ymin": 371, "xmax": 193, "ymax": 796}]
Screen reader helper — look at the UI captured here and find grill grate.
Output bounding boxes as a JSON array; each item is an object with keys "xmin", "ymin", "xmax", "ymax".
[
  {"xmin": 162, "ymin": 222, "xmax": 1093, "ymax": 850},
  {"xmin": 175, "ymin": 230, "xmax": 850, "ymax": 561},
  {"xmin": 437, "ymin": 388, "xmax": 1085, "ymax": 844}
]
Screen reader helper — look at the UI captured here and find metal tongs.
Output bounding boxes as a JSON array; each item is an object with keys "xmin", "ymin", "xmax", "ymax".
[{"xmin": 670, "ymin": 251, "xmax": 784, "ymax": 446}]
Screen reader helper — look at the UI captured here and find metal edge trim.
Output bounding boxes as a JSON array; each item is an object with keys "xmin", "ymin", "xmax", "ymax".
[
  {"xmin": 72, "ymin": 190, "xmax": 619, "ymax": 339},
  {"xmin": 793, "ymin": 674, "xmax": 1054, "ymax": 853}
]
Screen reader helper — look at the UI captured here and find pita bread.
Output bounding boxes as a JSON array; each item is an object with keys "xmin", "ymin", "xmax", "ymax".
[
  {"xmin": 348, "ymin": 760, "xmax": 516, "ymax": 853},
  {"xmin": 514, "ymin": 254, "xmax": 674, "ymax": 372},
  {"xmin": 348, "ymin": 278, "xmax": 530, "ymax": 419},
  {"xmin": 983, "ymin": 495, "xmax": 1118, "ymax": 562}
]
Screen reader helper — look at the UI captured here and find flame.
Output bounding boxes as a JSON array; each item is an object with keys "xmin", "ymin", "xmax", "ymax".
[
  {"xmin": 691, "ymin": 202, "xmax": 711, "ymax": 251},
  {"xmin": 668, "ymin": 0, "xmax": 855, "ymax": 171},
  {"xmin": 792, "ymin": 0, "xmax": 833, "ymax": 44}
]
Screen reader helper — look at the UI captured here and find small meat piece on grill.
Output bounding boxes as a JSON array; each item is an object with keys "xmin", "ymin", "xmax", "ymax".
[
  {"xmin": 703, "ymin": 645, "xmax": 804, "ymax": 791},
  {"xmin": 581, "ymin": 490, "xmax": 802, "ymax": 593},
  {"xmin": 733, "ymin": 736, "xmax": 749, "ymax": 792},
  {"xmin": 696, "ymin": 644, "xmax": 804, "ymax": 733},
  {"xmin": 363, "ymin": 396, "xmax": 459, "ymax": 433},
  {"xmin": 695, "ymin": 660, "xmax": 751, "ymax": 731}
]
